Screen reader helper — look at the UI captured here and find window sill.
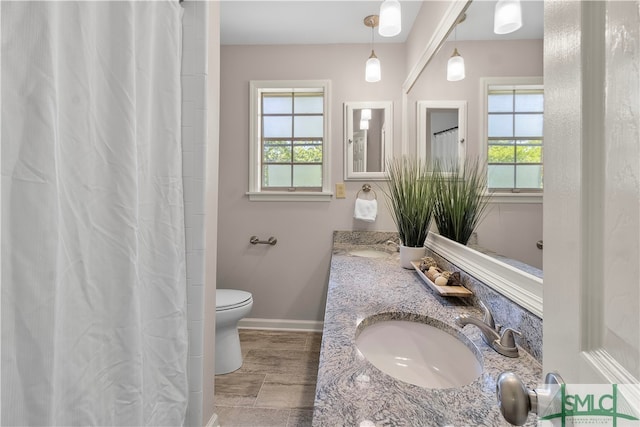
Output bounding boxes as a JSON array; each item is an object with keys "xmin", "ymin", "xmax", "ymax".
[
  {"xmin": 486, "ymin": 193, "xmax": 543, "ymax": 204},
  {"xmin": 247, "ymin": 191, "xmax": 334, "ymax": 202}
]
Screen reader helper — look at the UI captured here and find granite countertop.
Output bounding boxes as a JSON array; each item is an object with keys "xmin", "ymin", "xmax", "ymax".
[{"xmin": 312, "ymin": 234, "xmax": 542, "ymax": 426}]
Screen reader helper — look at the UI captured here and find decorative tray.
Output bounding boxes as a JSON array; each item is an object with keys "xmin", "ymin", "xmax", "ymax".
[{"xmin": 410, "ymin": 261, "xmax": 473, "ymax": 298}]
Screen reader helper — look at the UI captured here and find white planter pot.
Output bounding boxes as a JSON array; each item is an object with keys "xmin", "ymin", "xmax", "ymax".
[{"xmin": 399, "ymin": 245, "xmax": 425, "ymax": 269}]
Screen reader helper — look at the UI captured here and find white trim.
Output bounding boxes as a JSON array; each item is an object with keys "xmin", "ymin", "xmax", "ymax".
[
  {"xmin": 402, "ymin": 1, "xmax": 471, "ymax": 94},
  {"xmin": 0, "ymin": 2, "xmax": 3, "ymax": 423},
  {"xmin": 239, "ymin": 318, "xmax": 324, "ymax": 333},
  {"xmin": 246, "ymin": 191, "xmax": 333, "ymax": 202},
  {"xmin": 425, "ymin": 232, "xmax": 543, "ymax": 318},
  {"xmin": 479, "ymin": 76, "xmax": 545, "ymax": 92},
  {"xmin": 248, "ymin": 80, "xmax": 331, "ymax": 199},
  {"xmin": 205, "ymin": 413, "xmax": 219, "ymax": 427},
  {"xmin": 581, "ymin": 350, "xmax": 640, "ymax": 410},
  {"xmin": 487, "ymin": 193, "xmax": 543, "ymax": 204},
  {"xmin": 401, "ymin": 92, "xmax": 409, "ymax": 155},
  {"xmin": 581, "ymin": 349, "xmax": 640, "ymax": 386}
]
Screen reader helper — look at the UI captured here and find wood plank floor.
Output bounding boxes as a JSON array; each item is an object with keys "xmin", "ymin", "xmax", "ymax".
[{"xmin": 214, "ymin": 329, "xmax": 322, "ymax": 427}]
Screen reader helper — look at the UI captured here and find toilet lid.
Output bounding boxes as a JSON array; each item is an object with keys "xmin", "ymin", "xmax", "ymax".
[{"xmin": 216, "ymin": 289, "xmax": 253, "ymax": 311}]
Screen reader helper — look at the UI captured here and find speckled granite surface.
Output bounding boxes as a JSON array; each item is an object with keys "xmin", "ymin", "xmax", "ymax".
[
  {"xmin": 425, "ymin": 249, "xmax": 544, "ymax": 363},
  {"xmin": 312, "ymin": 231, "xmax": 542, "ymax": 426}
]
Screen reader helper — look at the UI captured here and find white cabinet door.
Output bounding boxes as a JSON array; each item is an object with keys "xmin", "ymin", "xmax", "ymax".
[{"xmin": 544, "ymin": 0, "xmax": 639, "ymax": 403}]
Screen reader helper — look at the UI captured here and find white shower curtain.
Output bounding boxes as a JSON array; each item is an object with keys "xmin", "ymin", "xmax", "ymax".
[
  {"xmin": 1, "ymin": 2, "xmax": 188, "ymax": 426},
  {"xmin": 432, "ymin": 128, "xmax": 459, "ymax": 165}
]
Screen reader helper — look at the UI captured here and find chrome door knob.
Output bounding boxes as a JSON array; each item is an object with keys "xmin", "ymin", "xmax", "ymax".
[
  {"xmin": 496, "ymin": 372, "xmax": 536, "ymax": 425},
  {"xmin": 496, "ymin": 372, "xmax": 564, "ymax": 426}
]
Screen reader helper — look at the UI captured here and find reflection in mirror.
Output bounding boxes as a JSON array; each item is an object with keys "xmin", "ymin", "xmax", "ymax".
[
  {"xmin": 417, "ymin": 100, "xmax": 467, "ymax": 169},
  {"xmin": 402, "ymin": 0, "xmax": 544, "ymax": 316},
  {"xmin": 344, "ymin": 101, "xmax": 393, "ymax": 181}
]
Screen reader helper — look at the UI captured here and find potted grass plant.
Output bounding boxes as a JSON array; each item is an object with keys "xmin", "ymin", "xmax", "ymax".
[
  {"xmin": 432, "ymin": 158, "xmax": 491, "ymax": 245},
  {"xmin": 383, "ymin": 157, "xmax": 435, "ymax": 269}
]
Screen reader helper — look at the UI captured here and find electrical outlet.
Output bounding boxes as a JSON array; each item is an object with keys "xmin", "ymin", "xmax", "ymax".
[{"xmin": 335, "ymin": 183, "xmax": 346, "ymax": 199}]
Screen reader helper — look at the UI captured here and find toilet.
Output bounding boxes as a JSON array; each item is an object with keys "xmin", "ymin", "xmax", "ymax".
[{"xmin": 215, "ymin": 289, "xmax": 253, "ymax": 375}]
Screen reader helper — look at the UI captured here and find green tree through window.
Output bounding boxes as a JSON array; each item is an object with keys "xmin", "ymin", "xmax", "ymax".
[
  {"xmin": 487, "ymin": 86, "xmax": 544, "ymax": 191},
  {"xmin": 261, "ymin": 92, "xmax": 324, "ymax": 190}
]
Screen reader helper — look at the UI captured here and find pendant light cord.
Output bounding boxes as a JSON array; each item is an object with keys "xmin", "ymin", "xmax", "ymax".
[
  {"xmin": 454, "ymin": 22, "xmax": 458, "ymax": 46},
  {"xmin": 370, "ymin": 20, "xmax": 375, "ymax": 53}
]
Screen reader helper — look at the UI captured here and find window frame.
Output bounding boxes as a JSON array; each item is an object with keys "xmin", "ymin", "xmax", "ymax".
[
  {"xmin": 248, "ymin": 80, "xmax": 332, "ymax": 202},
  {"xmin": 480, "ymin": 77, "xmax": 544, "ymax": 203}
]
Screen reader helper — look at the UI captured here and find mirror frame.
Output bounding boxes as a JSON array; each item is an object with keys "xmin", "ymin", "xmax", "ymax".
[
  {"xmin": 343, "ymin": 101, "xmax": 393, "ymax": 181},
  {"xmin": 416, "ymin": 100, "xmax": 467, "ymax": 169}
]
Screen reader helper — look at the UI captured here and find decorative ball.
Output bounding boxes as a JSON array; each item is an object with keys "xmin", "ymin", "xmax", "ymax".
[{"xmin": 435, "ymin": 276, "xmax": 449, "ymax": 286}]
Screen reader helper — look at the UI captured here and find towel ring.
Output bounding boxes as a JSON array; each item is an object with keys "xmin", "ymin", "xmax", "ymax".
[{"xmin": 356, "ymin": 184, "xmax": 377, "ymax": 200}]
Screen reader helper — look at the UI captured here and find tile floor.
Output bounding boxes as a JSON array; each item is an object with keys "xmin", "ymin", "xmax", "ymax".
[{"xmin": 214, "ymin": 329, "xmax": 322, "ymax": 427}]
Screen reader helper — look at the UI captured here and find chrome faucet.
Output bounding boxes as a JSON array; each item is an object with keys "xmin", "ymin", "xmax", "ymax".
[
  {"xmin": 455, "ymin": 301, "xmax": 521, "ymax": 358},
  {"xmin": 385, "ymin": 239, "xmax": 400, "ymax": 252}
]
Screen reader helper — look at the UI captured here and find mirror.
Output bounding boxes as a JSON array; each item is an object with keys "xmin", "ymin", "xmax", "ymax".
[
  {"xmin": 417, "ymin": 100, "xmax": 467, "ymax": 168},
  {"xmin": 344, "ymin": 101, "xmax": 393, "ymax": 181},
  {"xmin": 401, "ymin": 1, "xmax": 544, "ymax": 316}
]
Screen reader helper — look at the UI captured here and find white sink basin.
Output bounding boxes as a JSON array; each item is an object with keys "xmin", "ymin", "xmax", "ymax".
[
  {"xmin": 355, "ymin": 320, "xmax": 482, "ymax": 389},
  {"xmin": 348, "ymin": 249, "xmax": 390, "ymax": 258}
]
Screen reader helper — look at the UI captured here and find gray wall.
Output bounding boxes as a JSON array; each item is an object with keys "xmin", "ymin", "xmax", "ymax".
[
  {"xmin": 430, "ymin": 110, "xmax": 458, "ymax": 134},
  {"xmin": 408, "ymin": 39, "xmax": 544, "ymax": 269},
  {"xmin": 217, "ymin": 24, "xmax": 544, "ymax": 325},
  {"xmin": 218, "ymin": 44, "xmax": 404, "ymax": 322}
]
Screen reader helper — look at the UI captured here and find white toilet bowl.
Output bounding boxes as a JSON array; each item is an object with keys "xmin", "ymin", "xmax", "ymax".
[{"xmin": 215, "ymin": 289, "xmax": 253, "ymax": 375}]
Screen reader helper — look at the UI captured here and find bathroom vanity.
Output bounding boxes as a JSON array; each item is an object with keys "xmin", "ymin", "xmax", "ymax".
[{"xmin": 312, "ymin": 231, "xmax": 542, "ymax": 426}]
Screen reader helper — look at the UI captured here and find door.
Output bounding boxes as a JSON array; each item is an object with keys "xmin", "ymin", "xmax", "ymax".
[
  {"xmin": 416, "ymin": 101, "xmax": 467, "ymax": 170},
  {"xmin": 353, "ymin": 130, "xmax": 367, "ymax": 172},
  {"xmin": 544, "ymin": 0, "xmax": 639, "ymax": 407}
]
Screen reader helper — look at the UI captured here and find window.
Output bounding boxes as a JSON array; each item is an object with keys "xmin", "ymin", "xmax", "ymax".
[
  {"xmin": 248, "ymin": 80, "xmax": 332, "ymax": 201},
  {"xmin": 484, "ymin": 79, "xmax": 543, "ymax": 194}
]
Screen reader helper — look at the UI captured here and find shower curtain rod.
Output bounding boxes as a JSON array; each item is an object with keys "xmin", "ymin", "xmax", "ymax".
[{"xmin": 433, "ymin": 125, "xmax": 458, "ymax": 136}]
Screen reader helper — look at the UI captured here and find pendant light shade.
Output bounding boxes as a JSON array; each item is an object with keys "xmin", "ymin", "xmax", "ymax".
[
  {"xmin": 494, "ymin": 0, "xmax": 522, "ymax": 35},
  {"xmin": 360, "ymin": 119, "xmax": 370, "ymax": 130},
  {"xmin": 447, "ymin": 48, "xmax": 465, "ymax": 82},
  {"xmin": 378, "ymin": 0, "xmax": 401, "ymax": 37},
  {"xmin": 365, "ymin": 52, "xmax": 381, "ymax": 83}
]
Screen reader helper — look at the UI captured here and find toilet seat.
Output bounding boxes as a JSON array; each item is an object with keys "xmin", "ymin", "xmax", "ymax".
[{"xmin": 217, "ymin": 289, "xmax": 252, "ymax": 311}]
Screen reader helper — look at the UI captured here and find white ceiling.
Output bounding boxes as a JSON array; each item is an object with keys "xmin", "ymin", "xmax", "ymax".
[
  {"xmin": 220, "ymin": 0, "xmax": 544, "ymax": 46},
  {"xmin": 220, "ymin": 1, "xmax": 422, "ymax": 45},
  {"xmin": 452, "ymin": 0, "xmax": 543, "ymax": 41}
]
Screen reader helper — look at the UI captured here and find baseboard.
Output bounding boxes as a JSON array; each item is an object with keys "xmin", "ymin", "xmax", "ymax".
[
  {"xmin": 238, "ymin": 317, "xmax": 324, "ymax": 332},
  {"xmin": 205, "ymin": 413, "xmax": 219, "ymax": 427}
]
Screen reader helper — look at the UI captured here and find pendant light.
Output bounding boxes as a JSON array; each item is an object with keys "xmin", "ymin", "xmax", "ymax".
[
  {"xmin": 447, "ymin": 15, "xmax": 466, "ymax": 82},
  {"xmin": 364, "ymin": 15, "xmax": 381, "ymax": 83},
  {"xmin": 494, "ymin": 0, "xmax": 522, "ymax": 35},
  {"xmin": 378, "ymin": 0, "xmax": 401, "ymax": 37},
  {"xmin": 447, "ymin": 49, "xmax": 465, "ymax": 81}
]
